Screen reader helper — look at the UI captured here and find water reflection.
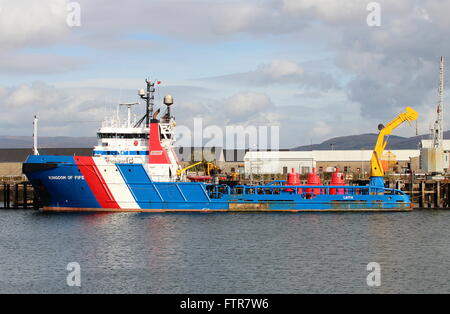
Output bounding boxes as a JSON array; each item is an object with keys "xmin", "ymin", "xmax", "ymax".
[{"xmin": 0, "ymin": 210, "xmax": 449, "ymax": 293}]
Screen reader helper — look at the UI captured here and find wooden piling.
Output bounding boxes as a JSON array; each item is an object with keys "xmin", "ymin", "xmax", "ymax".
[
  {"xmin": 2, "ymin": 183, "xmax": 6, "ymax": 208},
  {"xmin": 447, "ymin": 182, "xmax": 450, "ymax": 208},
  {"xmin": 435, "ymin": 181, "xmax": 440, "ymax": 208},
  {"xmin": 23, "ymin": 182, "xmax": 27, "ymax": 209},
  {"xmin": 14, "ymin": 184, "xmax": 19, "ymax": 209},
  {"xmin": 419, "ymin": 181, "xmax": 425, "ymax": 208},
  {"xmin": 6, "ymin": 184, "xmax": 10, "ymax": 208},
  {"xmin": 33, "ymin": 188, "xmax": 39, "ymax": 210},
  {"xmin": 410, "ymin": 181, "xmax": 414, "ymax": 204}
]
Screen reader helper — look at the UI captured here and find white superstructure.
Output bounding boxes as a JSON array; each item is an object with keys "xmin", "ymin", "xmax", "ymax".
[{"xmin": 93, "ymin": 103, "xmax": 150, "ymax": 164}]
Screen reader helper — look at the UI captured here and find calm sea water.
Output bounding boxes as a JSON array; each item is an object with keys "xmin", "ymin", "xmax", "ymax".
[{"xmin": 0, "ymin": 209, "xmax": 449, "ymax": 294}]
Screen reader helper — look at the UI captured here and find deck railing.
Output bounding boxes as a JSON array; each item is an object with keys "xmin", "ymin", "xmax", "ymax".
[{"xmin": 206, "ymin": 183, "xmax": 406, "ymax": 199}]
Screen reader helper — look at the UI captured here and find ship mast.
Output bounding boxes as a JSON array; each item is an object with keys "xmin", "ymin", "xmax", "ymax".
[
  {"xmin": 138, "ymin": 79, "xmax": 157, "ymax": 128},
  {"xmin": 119, "ymin": 103, "xmax": 138, "ymax": 128},
  {"xmin": 33, "ymin": 115, "xmax": 39, "ymax": 156}
]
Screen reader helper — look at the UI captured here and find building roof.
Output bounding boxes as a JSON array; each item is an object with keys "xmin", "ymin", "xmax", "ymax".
[
  {"xmin": 312, "ymin": 150, "xmax": 420, "ymax": 162},
  {"xmin": 245, "ymin": 151, "xmax": 315, "ymax": 160},
  {"xmin": 244, "ymin": 149, "xmax": 420, "ymax": 162}
]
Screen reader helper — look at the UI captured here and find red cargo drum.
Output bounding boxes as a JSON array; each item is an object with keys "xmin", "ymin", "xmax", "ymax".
[
  {"xmin": 286, "ymin": 168, "xmax": 302, "ymax": 193},
  {"xmin": 330, "ymin": 168, "xmax": 346, "ymax": 195},
  {"xmin": 306, "ymin": 168, "xmax": 321, "ymax": 197}
]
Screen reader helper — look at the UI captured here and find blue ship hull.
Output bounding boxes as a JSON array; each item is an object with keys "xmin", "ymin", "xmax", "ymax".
[{"xmin": 23, "ymin": 155, "xmax": 413, "ymax": 212}]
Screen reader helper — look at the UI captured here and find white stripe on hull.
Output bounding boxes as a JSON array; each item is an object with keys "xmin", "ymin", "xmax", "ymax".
[{"xmin": 93, "ymin": 157, "xmax": 140, "ymax": 209}]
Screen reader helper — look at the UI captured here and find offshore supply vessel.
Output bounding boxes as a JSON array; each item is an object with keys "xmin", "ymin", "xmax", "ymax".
[{"xmin": 23, "ymin": 79, "xmax": 418, "ymax": 212}]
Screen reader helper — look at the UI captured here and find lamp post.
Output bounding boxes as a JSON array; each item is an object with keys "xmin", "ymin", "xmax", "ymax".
[{"xmin": 361, "ymin": 148, "xmax": 364, "ymax": 179}]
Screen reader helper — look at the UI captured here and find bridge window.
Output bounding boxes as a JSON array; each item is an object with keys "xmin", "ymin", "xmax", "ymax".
[{"xmin": 97, "ymin": 133, "xmax": 147, "ymax": 139}]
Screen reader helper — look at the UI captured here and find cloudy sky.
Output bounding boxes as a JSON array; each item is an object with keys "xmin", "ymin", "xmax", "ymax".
[{"xmin": 0, "ymin": 0, "xmax": 449, "ymax": 148}]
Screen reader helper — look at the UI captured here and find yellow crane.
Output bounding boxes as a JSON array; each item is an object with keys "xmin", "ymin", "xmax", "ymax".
[
  {"xmin": 176, "ymin": 161, "xmax": 221, "ymax": 177},
  {"xmin": 370, "ymin": 106, "xmax": 418, "ymax": 186},
  {"xmin": 176, "ymin": 161, "xmax": 203, "ymax": 177}
]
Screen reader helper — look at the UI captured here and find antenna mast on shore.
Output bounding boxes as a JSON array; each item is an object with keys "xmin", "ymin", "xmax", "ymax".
[{"xmin": 432, "ymin": 56, "xmax": 445, "ymax": 148}]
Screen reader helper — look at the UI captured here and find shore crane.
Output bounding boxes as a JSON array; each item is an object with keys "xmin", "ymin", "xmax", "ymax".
[{"xmin": 370, "ymin": 107, "xmax": 419, "ymax": 187}]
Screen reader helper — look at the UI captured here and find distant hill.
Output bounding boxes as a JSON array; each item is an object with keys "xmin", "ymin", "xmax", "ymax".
[
  {"xmin": 291, "ymin": 131, "xmax": 450, "ymax": 151},
  {"xmin": 0, "ymin": 136, "xmax": 97, "ymax": 149},
  {"xmin": 1, "ymin": 131, "xmax": 449, "ymax": 150}
]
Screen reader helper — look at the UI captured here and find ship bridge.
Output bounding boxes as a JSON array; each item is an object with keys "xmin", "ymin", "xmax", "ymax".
[{"xmin": 93, "ymin": 102, "xmax": 150, "ymax": 163}]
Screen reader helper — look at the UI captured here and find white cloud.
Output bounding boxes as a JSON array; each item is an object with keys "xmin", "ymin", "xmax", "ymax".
[
  {"xmin": 1, "ymin": 0, "xmax": 449, "ymax": 148},
  {"xmin": 77, "ymin": 0, "xmax": 303, "ymax": 41},
  {"xmin": 0, "ymin": 52, "xmax": 86, "ymax": 74},
  {"xmin": 328, "ymin": 1, "xmax": 450, "ymax": 119},
  {"xmin": 0, "ymin": 82, "xmax": 281, "ymax": 141},
  {"xmin": 0, "ymin": 82, "xmax": 108, "ymax": 135},
  {"xmin": 205, "ymin": 59, "xmax": 338, "ymax": 90},
  {"xmin": 312, "ymin": 120, "xmax": 332, "ymax": 137},
  {"xmin": 282, "ymin": 0, "xmax": 365, "ymax": 22},
  {"xmin": 0, "ymin": 0, "xmax": 85, "ymax": 74},
  {"xmin": 282, "ymin": 0, "xmax": 411, "ymax": 24},
  {"xmin": 174, "ymin": 91, "xmax": 278, "ymax": 129},
  {"xmin": 260, "ymin": 60, "xmax": 304, "ymax": 79},
  {"xmin": 0, "ymin": 0, "xmax": 70, "ymax": 50},
  {"xmin": 223, "ymin": 92, "xmax": 274, "ymax": 121}
]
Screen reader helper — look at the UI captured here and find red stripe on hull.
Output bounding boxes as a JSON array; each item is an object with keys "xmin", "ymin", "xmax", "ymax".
[{"xmin": 74, "ymin": 156, "xmax": 120, "ymax": 209}]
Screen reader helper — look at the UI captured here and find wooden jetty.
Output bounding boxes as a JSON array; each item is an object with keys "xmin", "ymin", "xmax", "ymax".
[
  {"xmin": 1, "ymin": 182, "xmax": 37, "ymax": 209},
  {"xmin": 394, "ymin": 179, "xmax": 450, "ymax": 209}
]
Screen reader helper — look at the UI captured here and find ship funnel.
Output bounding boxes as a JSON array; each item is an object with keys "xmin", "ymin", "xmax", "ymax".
[{"xmin": 153, "ymin": 108, "xmax": 161, "ymax": 120}]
